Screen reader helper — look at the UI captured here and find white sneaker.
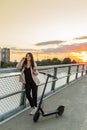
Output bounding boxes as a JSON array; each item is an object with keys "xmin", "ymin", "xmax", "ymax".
[{"xmin": 30, "ymin": 107, "xmax": 37, "ymax": 115}]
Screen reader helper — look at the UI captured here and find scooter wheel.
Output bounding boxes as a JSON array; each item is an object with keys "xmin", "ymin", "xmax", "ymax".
[
  {"xmin": 57, "ymin": 106, "xmax": 65, "ymax": 116},
  {"xmin": 33, "ymin": 111, "xmax": 40, "ymax": 122}
]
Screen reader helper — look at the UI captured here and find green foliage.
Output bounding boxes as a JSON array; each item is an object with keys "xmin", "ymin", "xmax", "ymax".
[
  {"xmin": 0, "ymin": 57, "xmax": 77, "ymax": 68},
  {"xmin": 1, "ymin": 61, "xmax": 17, "ymax": 68},
  {"xmin": 36, "ymin": 57, "xmax": 75, "ymax": 66},
  {"xmin": 62, "ymin": 57, "xmax": 71, "ymax": 64}
]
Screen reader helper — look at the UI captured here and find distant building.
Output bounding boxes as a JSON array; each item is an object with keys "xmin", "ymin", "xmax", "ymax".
[{"xmin": 1, "ymin": 48, "xmax": 10, "ymax": 62}]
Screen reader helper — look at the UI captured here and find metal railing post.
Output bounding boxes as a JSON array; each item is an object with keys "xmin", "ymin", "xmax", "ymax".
[
  {"xmin": 86, "ymin": 66, "xmax": 87, "ymax": 74},
  {"xmin": 66, "ymin": 66, "xmax": 71, "ymax": 84},
  {"xmin": 51, "ymin": 67, "xmax": 57, "ymax": 91},
  {"xmin": 75, "ymin": 65, "xmax": 79, "ymax": 79},
  {"xmin": 20, "ymin": 84, "xmax": 26, "ymax": 107},
  {"xmin": 81, "ymin": 64, "xmax": 84, "ymax": 77}
]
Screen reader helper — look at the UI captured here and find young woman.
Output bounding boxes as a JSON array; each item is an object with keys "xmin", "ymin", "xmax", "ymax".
[{"xmin": 16, "ymin": 52, "xmax": 40, "ymax": 115}]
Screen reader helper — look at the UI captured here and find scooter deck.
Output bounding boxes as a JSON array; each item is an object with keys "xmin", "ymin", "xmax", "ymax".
[
  {"xmin": 42, "ymin": 109, "xmax": 58, "ymax": 116},
  {"xmin": 39, "ymin": 105, "xmax": 65, "ymax": 117}
]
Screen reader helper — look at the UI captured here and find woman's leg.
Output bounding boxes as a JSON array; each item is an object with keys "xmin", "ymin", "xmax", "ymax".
[
  {"xmin": 25, "ymin": 84, "xmax": 34, "ymax": 107},
  {"xmin": 32, "ymin": 83, "xmax": 38, "ymax": 107}
]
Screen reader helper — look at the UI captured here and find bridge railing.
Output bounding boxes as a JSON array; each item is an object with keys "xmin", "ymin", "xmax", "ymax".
[{"xmin": 0, "ymin": 63, "xmax": 87, "ymax": 123}]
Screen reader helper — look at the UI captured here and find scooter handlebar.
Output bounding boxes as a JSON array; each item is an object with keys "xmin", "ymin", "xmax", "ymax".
[{"xmin": 39, "ymin": 71, "xmax": 58, "ymax": 80}]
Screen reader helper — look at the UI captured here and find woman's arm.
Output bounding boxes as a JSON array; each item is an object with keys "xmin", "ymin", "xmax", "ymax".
[{"xmin": 33, "ymin": 62, "xmax": 39, "ymax": 75}]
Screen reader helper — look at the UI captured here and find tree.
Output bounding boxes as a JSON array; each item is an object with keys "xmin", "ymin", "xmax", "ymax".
[
  {"xmin": 71, "ymin": 60, "xmax": 77, "ymax": 63},
  {"xmin": 52, "ymin": 58, "xmax": 61, "ymax": 65},
  {"xmin": 62, "ymin": 57, "xmax": 71, "ymax": 64}
]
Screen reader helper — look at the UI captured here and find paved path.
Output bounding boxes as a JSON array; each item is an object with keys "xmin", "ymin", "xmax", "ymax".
[{"xmin": 0, "ymin": 75, "xmax": 87, "ymax": 130}]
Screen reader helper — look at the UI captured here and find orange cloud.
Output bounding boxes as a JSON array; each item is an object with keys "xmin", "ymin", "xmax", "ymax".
[
  {"xmin": 10, "ymin": 41, "xmax": 87, "ymax": 63},
  {"xmin": 71, "ymin": 51, "xmax": 87, "ymax": 62}
]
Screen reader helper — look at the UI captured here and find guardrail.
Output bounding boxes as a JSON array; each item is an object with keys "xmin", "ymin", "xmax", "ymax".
[{"xmin": 0, "ymin": 63, "xmax": 87, "ymax": 123}]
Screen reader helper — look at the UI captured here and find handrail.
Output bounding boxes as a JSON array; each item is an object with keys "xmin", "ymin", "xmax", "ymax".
[{"xmin": 0, "ymin": 72, "xmax": 58, "ymax": 101}]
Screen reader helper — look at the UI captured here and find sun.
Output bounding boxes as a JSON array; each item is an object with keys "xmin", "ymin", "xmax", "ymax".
[
  {"xmin": 71, "ymin": 51, "xmax": 87, "ymax": 63},
  {"xmin": 82, "ymin": 57, "xmax": 87, "ymax": 62},
  {"xmin": 80, "ymin": 51, "xmax": 87, "ymax": 62}
]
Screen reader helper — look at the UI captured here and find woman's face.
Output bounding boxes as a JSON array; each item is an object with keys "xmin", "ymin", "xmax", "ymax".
[{"xmin": 26, "ymin": 54, "xmax": 31, "ymax": 61}]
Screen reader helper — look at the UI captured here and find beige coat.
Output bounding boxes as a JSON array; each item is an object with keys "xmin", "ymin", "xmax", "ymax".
[{"xmin": 16, "ymin": 59, "xmax": 40, "ymax": 85}]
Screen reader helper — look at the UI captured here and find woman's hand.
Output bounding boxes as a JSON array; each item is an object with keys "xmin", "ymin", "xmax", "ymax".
[
  {"xmin": 21, "ymin": 57, "xmax": 25, "ymax": 61},
  {"xmin": 16, "ymin": 57, "xmax": 25, "ymax": 68},
  {"xmin": 33, "ymin": 67, "xmax": 38, "ymax": 75}
]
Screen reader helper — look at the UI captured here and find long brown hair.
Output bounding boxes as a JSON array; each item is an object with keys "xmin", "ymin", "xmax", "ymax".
[{"xmin": 22, "ymin": 52, "xmax": 35, "ymax": 69}]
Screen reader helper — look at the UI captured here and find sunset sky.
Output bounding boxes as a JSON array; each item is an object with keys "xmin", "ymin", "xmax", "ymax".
[{"xmin": 0, "ymin": 0, "xmax": 87, "ymax": 62}]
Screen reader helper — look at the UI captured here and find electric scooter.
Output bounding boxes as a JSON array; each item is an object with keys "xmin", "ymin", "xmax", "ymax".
[{"xmin": 33, "ymin": 72, "xmax": 65, "ymax": 122}]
